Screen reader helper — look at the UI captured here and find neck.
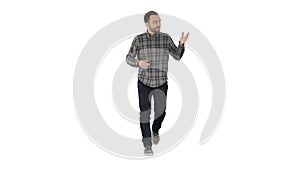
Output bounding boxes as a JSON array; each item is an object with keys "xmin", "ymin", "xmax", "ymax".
[{"xmin": 147, "ymin": 29, "xmax": 155, "ymax": 36}]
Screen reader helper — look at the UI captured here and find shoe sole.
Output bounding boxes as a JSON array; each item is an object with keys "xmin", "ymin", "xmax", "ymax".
[{"xmin": 144, "ymin": 152, "xmax": 153, "ymax": 156}]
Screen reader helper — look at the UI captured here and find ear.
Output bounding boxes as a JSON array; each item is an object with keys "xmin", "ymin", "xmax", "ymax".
[{"xmin": 145, "ymin": 22, "xmax": 149, "ymax": 28}]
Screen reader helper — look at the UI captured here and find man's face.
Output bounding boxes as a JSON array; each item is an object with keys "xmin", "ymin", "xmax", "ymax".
[{"xmin": 146, "ymin": 15, "xmax": 161, "ymax": 33}]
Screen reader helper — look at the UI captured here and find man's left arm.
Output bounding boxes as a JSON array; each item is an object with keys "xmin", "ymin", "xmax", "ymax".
[
  {"xmin": 168, "ymin": 32, "xmax": 189, "ymax": 60},
  {"xmin": 168, "ymin": 36, "xmax": 185, "ymax": 60}
]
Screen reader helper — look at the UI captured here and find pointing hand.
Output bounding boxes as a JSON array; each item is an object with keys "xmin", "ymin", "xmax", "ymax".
[{"xmin": 138, "ymin": 60, "xmax": 150, "ymax": 69}]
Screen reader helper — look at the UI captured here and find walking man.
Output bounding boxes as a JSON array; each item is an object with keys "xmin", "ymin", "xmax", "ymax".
[{"xmin": 126, "ymin": 11, "xmax": 189, "ymax": 156}]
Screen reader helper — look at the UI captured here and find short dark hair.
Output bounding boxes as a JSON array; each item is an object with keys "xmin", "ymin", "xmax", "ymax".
[{"xmin": 144, "ymin": 11, "xmax": 159, "ymax": 23}]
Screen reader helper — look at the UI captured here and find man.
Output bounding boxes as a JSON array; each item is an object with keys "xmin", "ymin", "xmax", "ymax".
[{"xmin": 126, "ymin": 11, "xmax": 189, "ymax": 156}]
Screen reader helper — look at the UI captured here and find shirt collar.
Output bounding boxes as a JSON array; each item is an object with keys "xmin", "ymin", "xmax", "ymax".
[{"xmin": 146, "ymin": 30, "xmax": 160, "ymax": 39}]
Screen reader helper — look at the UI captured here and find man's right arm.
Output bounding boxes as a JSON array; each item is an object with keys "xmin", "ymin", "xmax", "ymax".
[{"xmin": 126, "ymin": 37, "xmax": 139, "ymax": 67}]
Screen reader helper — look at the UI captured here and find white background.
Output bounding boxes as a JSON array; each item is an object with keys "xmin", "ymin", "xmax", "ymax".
[{"xmin": 1, "ymin": 0, "xmax": 299, "ymax": 168}]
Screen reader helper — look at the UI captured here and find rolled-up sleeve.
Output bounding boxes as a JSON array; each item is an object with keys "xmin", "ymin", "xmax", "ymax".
[
  {"xmin": 168, "ymin": 35, "xmax": 185, "ymax": 60},
  {"xmin": 126, "ymin": 36, "xmax": 139, "ymax": 67}
]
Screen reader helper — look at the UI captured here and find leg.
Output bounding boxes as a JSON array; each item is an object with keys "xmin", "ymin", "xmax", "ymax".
[
  {"xmin": 152, "ymin": 81, "xmax": 168, "ymax": 133},
  {"xmin": 138, "ymin": 80, "xmax": 153, "ymax": 147}
]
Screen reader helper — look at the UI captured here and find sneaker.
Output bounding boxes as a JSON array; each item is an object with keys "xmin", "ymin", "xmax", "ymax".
[
  {"xmin": 152, "ymin": 131, "xmax": 160, "ymax": 145},
  {"xmin": 144, "ymin": 146, "xmax": 153, "ymax": 156}
]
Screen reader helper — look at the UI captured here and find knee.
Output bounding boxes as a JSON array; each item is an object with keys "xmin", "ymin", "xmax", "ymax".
[
  {"xmin": 140, "ymin": 109, "xmax": 151, "ymax": 123},
  {"xmin": 154, "ymin": 108, "xmax": 166, "ymax": 119}
]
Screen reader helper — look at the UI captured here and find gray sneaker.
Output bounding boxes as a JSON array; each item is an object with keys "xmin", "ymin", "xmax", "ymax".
[
  {"xmin": 152, "ymin": 132, "xmax": 160, "ymax": 145},
  {"xmin": 144, "ymin": 146, "xmax": 153, "ymax": 156}
]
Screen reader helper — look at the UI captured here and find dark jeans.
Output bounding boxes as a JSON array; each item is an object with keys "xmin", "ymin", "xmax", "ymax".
[{"xmin": 137, "ymin": 80, "xmax": 168, "ymax": 147}]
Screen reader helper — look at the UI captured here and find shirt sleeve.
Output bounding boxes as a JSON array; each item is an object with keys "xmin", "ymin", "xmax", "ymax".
[
  {"xmin": 168, "ymin": 35, "xmax": 185, "ymax": 60},
  {"xmin": 126, "ymin": 36, "xmax": 139, "ymax": 67}
]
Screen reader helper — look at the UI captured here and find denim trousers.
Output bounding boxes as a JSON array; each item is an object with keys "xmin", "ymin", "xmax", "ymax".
[{"xmin": 137, "ymin": 79, "xmax": 168, "ymax": 147}]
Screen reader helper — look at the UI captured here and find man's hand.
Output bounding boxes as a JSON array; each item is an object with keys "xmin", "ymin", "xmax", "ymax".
[
  {"xmin": 138, "ymin": 60, "xmax": 150, "ymax": 69},
  {"xmin": 180, "ymin": 32, "xmax": 190, "ymax": 45}
]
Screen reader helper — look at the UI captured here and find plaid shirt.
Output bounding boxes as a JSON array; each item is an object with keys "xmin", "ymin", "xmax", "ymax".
[{"xmin": 126, "ymin": 30, "xmax": 185, "ymax": 87}]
